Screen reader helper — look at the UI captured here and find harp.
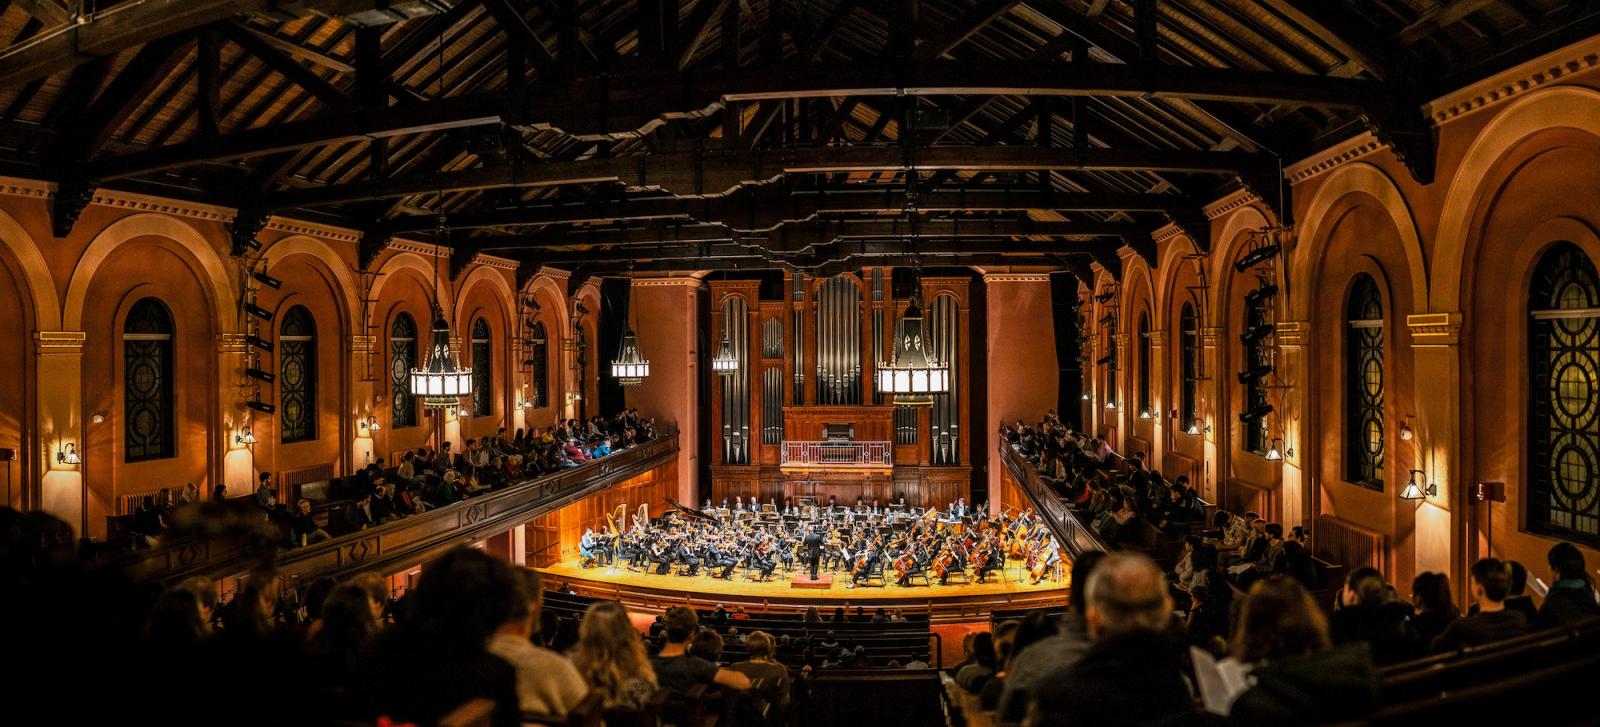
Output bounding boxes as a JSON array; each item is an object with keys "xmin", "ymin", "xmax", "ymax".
[
  {"xmin": 605, "ymin": 503, "xmax": 627, "ymax": 536},
  {"xmin": 631, "ymin": 503, "xmax": 649, "ymax": 530}
]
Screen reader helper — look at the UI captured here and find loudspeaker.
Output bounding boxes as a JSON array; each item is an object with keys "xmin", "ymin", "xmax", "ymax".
[{"xmin": 0, "ymin": 448, "xmax": 15, "ymax": 462}]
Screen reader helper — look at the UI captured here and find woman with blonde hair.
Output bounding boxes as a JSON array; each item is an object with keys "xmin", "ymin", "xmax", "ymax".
[{"xmin": 571, "ymin": 600, "xmax": 658, "ymax": 710}]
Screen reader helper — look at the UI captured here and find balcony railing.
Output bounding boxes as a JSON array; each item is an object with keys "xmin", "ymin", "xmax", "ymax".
[
  {"xmin": 123, "ymin": 427, "xmax": 679, "ymax": 585},
  {"xmin": 781, "ymin": 440, "xmax": 894, "ymax": 467},
  {"xmin": 997, "ymin": 443, "xmax": 1107, "ymax": 558}
]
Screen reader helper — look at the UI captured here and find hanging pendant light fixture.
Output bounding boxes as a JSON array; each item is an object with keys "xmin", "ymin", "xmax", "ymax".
[
  {"xmin": 711, "ymin": 324, "xmax": 739, "ymax": 376},
  {"xmin": 410, "ymin": 214, "xmax": 473, "ymax": 408},
  {"xmin": 611, "ymin": 278, "xmax": 650, "ymax": 386},
  {"xmin": 877, "ymin": 292, "xmax": 949, "ymax": 406}
]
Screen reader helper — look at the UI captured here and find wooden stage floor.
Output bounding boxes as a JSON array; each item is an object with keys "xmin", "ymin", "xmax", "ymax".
[{"xmin": 538, "ymin": 557, "xmax": 1070, "ymax": 621}]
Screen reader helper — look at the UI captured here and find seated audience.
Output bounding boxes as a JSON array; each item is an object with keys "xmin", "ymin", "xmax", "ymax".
[
  {"xmin": 999, "ymin": 551, "xmax": 1105, "ymax": 722},
  {"xmin": 1534, "ymin": 543, "xmax": 1600, "ymax": 630},
  {"xmin": 353, "ymin": 547, "xmax": 522, "ymax": 727},
  {"xmin": 485, "ymin": 569, "xmax": 588, "ymax": 717},
  {"xmin": 1228, "ymin": 577, "xmax": 1378, "ymax": 724},
  {"xmin": 1029, "ymin": 552, "xmax": 1191, "ymax": 727},
  {"xmin": 731, "ymin": 630, "xmax": 790, "ymax": 719},
  {"xmin": 954, "ymin": 631, "xmax": 997, "ymax": 693},
  {"xmin": 1433, "ymin": 557, "xmax": 1528, "ymax": 653},
  {"xmin": 1409, "ymin": 572, "xmax": 1460, "ymax": 646},
  {"xmin": 650, "ymin": 606, "xmax": 752, "ymax": 695},
  {"xmin": 571, "ymin": 600, "xmax": 658, "ymax": 711},
  {"xmin": 1330, "ymin": 567, "xmax": 1423, "ymax": 665}
]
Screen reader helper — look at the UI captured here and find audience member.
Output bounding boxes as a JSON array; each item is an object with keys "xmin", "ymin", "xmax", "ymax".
[
  {"xmin": 1432, "ymin": 558, "xmax": 1528, "ymax": 653},
  {"xmin": 571, "ymin": 601, "xmax": 658, "ymax": 711},
  {"xmin": 1329, "ymin": 567, "xmax": 1423, "ymax": 665},
  {"xmin": 650, "ymin": 606, "xmax": 752, "ymax": 695},
  {"xmin": 1228, "ymin": 577, "xmax": 1378, "ymax": 724},
  {"xmin": 1534, "ymin": 543, "xmax": 1600, "ymax": 630},
  {"xmin": 485, "ymin": 569, "xmax": 588, "ymax": 717}
]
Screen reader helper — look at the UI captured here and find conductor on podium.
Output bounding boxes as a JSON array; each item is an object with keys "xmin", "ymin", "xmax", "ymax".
[{"xmin": 803, "ymin": 526, "xmax": 825, "ymax": 580}]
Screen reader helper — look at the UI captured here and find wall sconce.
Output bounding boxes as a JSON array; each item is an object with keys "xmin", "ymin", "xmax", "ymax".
[
  {"xmin": 91, "ymin": 412, "xmax": 105, "ymax": 424},
  {"xmin": 1400, "ymin": 469, "xmax": 1437, "ymax": 500},
  {"xmin": 1186, "ymin": 418, "xmax": 1212, "ymax": 436},
  {"xmin": 457, "ymin": 405, "xmax": 471, "ymax": 418},
  {"xmin": 1399, "ymin": 421, "xmax": 1414, "ymax": 441},
  {"xmin": 235, "ymin": 427, "xmax": 256, "ymax": 446},
  {"xmin": 55, "ymin": 443, "xmax": 79, "ymax": 465},
  {"xmin": 1104, "ymin": 401, "xmax": 1117, "ymax": 410},
  {"xmin": 1265, "ymin": 438, "xmax": 1284, "ymax": 461},
  {"xmin": 567, "ymin": 391, "xmax": 583, "ymax": 402},
  {"xmin": 359, "ymin": 416, "xmax": 382, "ymax": 435},
  {"xmin": 1139, "ymin": 409, "xmax": 1152, "ymax": 419},
  {"xmin": 1081, "ymin": 393, "xmax": 1090, "ymax": 401}
]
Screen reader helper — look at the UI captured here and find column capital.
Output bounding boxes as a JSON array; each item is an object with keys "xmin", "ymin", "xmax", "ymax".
[
  {"xmin": 351, "ymin": 334, "xmax": 376, "ymax": 354},
  {"xmin": 1276, "ymin": 320, "xmax": 1312, "ymax": 347},
  {"xmin": 1148, "ymin": 330, "xmax": 1169, "ymax": 347},
  {"xmin": 1407, "ymin": 312, "xmax": 1464, "ymax": 346},
  {"xmin": 981, "ymin": 272, "xmax": 1052, "ymax": 284},
  {"xmin": 1112, "ymin": 333, "xmax": 1130, "ymax": 347},
  {"xmin": 633, "ymin": 277, "xmax": 701, "ymax": 288},
  {"xmin": 1199, "ymin": 327, "xmax": 1223, "ymax": 348},
  {"xmin": 35, "ymin": 330, "xmax": 85, "ymax": 355},
  {"xmin": 219, "ymin": 332, "xmax": 249, "ymax": 354}
]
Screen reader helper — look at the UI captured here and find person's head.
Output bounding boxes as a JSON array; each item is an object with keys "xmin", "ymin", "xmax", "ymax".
[
  {"xmin": 1411, "ymin": 572, "xmax": 1456, "ymax": 617},
  {"xmin": 746, "ymin": 630, "xmax": 775, "ymax": 661},
  {"xmin": 297, "ymin": 498, "xmax": 311, "ymax": 515},
  {"xmin": 1343, "ymin": 567, "xmax": 1387, "ymax": 608},
  {"xmin": 1069, "ymin": 550, "xmax": 1107, "ymax": 614},
  {"xmin": 1231, "ymin": 576, "xmax": 1330, "ymax": 663},
  {"xmin": 1183, "ymin": 535, "xmax": 1201, "ymax": 553},
  {"xmin": 662, "ymin": 605, "xmax": 699, "ymax": 644},
  {"xmin": 970, "ymin": 631, "xmax": 997, "ymax": 669},
  {"xmin": 690, "ymin": 628, "xmax": 724, "ymax": 661},
  {"xmin": 1083, "ymin": 552, "xmax": 1172, "ymax": 640},
  {"xmin": 174, "ymin": 576, "xmax": 218, "ymax": 625},
  {"xmin": 1265, "ymin": 523, "xmax": 1283, "ymax": 541},
  {"xmin": 317, "ymin": 583, "xmax": 380, "ymax": 647},
  {"xmin": 145, "ymin": 587, "xmax": 207, "ymax": 648},
  {"xmin": 304, "ymin": 577, "xmax": 337, "ymax": 622},
  {"xmin": 349, "ymin": 572, "xmax": 388, "ymax": 621},
  {"xmin": 498, "ymin": 569, "xmax": 543, "ymax": 638},
  {"xmin": 1507, "ymin": 560, "xmax": 1529, "ymax": 596},
  {"xmin": 574, "ymin": 600, "xmax": 656, "ymax": 695},
  {"xmin": 259, "ymin": 472, "xmax": 271, "ymax": 485},
  {"xmin": 407, "ymin": 546, "xmax": 525, "ymax": 648},
  {"xmin": 1213, "ymin": 510, "xmax": 1232, "ymax": 529},
  {"xmin": 1471, "ymin": 557, "xmax": 1511, "ymax": 604},
  {"xmin": 1548, "ymin": 542, "xmax": 1590, "ymax": 582},
  {"xmin": 1250, "ymin": 518, "xmax": 1267, "ymax": 534}
]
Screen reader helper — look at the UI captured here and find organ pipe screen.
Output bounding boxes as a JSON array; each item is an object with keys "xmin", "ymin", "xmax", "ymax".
[
  {"xmin": 816, "ymin": 276, "xmax": 862, "ymax": 405},
  {"xmin": 721, "ymin": 298, "xmax": 750, "ymax": 464},
  {"xmin": 763, "ymin": 367, "xmax": 784, "ymax": 444},
  {"xmin": 930, "ymin": 294, "xmax": 960, "ymax": 464}
]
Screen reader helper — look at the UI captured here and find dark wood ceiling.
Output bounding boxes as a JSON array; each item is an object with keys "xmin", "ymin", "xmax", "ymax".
[{"xmin": 0, "ymin": 0, "xmax": 1594, "ymax": 277}]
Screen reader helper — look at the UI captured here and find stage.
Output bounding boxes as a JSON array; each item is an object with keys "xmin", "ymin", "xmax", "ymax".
[{"xmin": 538, "ymin": 556, "xmax": 1070, "ymax": 623}]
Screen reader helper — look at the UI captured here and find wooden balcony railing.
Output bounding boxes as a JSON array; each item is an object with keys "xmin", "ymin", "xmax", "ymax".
[
  {"xmin": 780, "ymin": 440, "xmax": 893, "ymax": 467},
  {"xmin": 997, "ymin": 442, "xmax": 1107, "ymax": 558},
  {"xmin": 123, "ymin": 428, "xmax": 679, "ymax": 585}
]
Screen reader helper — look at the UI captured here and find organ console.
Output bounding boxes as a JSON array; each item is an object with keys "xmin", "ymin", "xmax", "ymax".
[{"xmin": 709, "ymin": 271, "xmax": 972, "ymax": 510}]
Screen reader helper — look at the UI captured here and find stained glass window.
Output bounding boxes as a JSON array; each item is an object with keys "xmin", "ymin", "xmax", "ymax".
[
  {"xmin": 1138, "ymin": 312, "xmax": 1152, "ymax": 418},
  {"xmin": 124, "ymin": 298, "xmax": 174, "ymax": 462},
  {"xmin": 1529, "ymin": 242, "xmax": 1600, "ymax": 546},
  {"xmin": 279, "ymin": 306, "xmax": 316, "ymax": 443},
  {"xmin": 1243, "ymin": 295, "xmax": 1270, "ymax": 454},
  {"xmin": 390, "ymin": 313, "xmax": 417, "ymax": 428},
  {"xmin": 1345, "ymin": 276, "xmax": 1384, "ymax": 489},
  {"xmin": 472, "ymin": 317, "xmax": 492, "ymax": 417}
]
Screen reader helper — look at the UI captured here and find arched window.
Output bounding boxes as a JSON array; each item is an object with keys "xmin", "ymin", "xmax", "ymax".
[
  {"xmin": 1138, "ymin": 312, "xmax": 1152, "ymax": 418},
  {"xmin": 1243, "ymin": 294, "xmax": 1271, "ymax": 454},
  {"xmin": 1528, "ymin": 243, "xmax": 1600, "ymax": 545},
  {"xmin": 124, "ymin": 298, "xmax": 174, "ymax": 462},
  {"xmin": 471, "ymin": 317, "xmax": 492, "ymax": 417},
  {"xmin": 1345, "ymin": 276, "xmax": 1384, "ymax": 488},
  {"xmin": 1179, "ymin": 304, "xmax": 1197, "ymax": 428},
  {"xmin": 530, "ymin": 321, "xmax": 548, "ymax": 408},
  {"xmin": 390, "ymin": 313, "xmax": 417, "ymax": 428},
  {"xmin": 279, "ymin": 306, "xmax": 317, "ymax": 443}
]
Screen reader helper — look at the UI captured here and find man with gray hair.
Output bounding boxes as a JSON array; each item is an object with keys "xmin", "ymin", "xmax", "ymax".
[{"xmin": 1028, "ymin": 552, "xmax": 1195, "ymax": 726}]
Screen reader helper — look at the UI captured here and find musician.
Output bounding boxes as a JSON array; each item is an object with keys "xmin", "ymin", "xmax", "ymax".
[
  {"xmin": 871, "ymin": 498, "xmax": 883, "ymax": 515},
  {"xmin": 749, "ymin": 538, "xmax": 776, "ymax": 581},
  {"xmin": 827, "ymin": 495, "xmax": 839, "ymax": 512},
  {"xmin": 803, "ymin": 526, "xmax": 825, "ymax": 580},
  {"xmin": 734, "ymin": 496, "xmax": 745, "ymax": 512},
  {"xmin": 579, "ymin": 528, "xmax": 600, "ymax": 568},
  {"xmin": 713, "ymin": 540, "xmax": 739, "ymax": 580},
  {"xmin": 974, "ymin": 535, "xmax": 1002, "ymax": 584},
  {"xmin": 894, "ymin": 496, "xmax": 908, "ymax": 510},
  {"xmin": 849, "ymin": 544, "xmax": 880, "ymax": 587},
  {"xmin": 649, "ymin": 539, "xmax": 673, "ymax": 575}
]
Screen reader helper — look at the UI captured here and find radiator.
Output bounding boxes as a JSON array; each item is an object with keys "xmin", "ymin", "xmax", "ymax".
[{"xmin": 1313, "ymin": 514, "xmax": 1387, "ymax": 572}]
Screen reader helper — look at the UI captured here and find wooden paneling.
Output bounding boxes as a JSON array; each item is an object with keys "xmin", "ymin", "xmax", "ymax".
[
  {"xmin": 552, "ymin": 460, "xmax": 677, "ymax": 563},
  {"xmin": 783, "ymin": 405, "xmax": 896, "ymax": 441}
]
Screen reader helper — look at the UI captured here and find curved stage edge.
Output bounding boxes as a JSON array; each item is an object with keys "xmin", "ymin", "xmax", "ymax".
[{"xmin": 537, "ymin": 558, "xmax": 1070, "ymax": 624}]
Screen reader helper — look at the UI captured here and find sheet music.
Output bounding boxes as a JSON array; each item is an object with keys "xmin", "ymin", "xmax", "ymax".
[
  {"xmin": 1190, "ymin": 647, "xmax": 1253, "ymax": 716},
  {"xmin": 1530, "ymin": 577, "xmax": 1550, "ymax": 598}
]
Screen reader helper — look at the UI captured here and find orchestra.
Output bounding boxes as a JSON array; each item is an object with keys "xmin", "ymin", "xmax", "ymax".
[{"xmin": 577, "ymin": 499, "xmax": 1064, "ymax": 589}]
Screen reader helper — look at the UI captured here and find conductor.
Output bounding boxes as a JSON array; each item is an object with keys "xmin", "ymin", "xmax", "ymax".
[{"xmin": 803, "ymin": 526, "xmax": 825, "ymax": 580}]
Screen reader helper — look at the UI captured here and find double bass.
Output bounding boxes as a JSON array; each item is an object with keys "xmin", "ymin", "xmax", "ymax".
[
  {"xmin": 892, "ymin": 547, "xmax": 917, "ymax": 583},
  {"xmin": 932, "ymin": 546, "xmax": 956, "ymax": 581}
]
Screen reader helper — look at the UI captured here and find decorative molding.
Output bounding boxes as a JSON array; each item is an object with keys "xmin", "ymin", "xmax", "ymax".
[
  {"xmin": 475, "ymin": 253, "xmax": 518, "ymax": 271},
  {"xmin": 1276, "ymin": 320, "xmax": 1312, "ymax": 347},
  {"xmin": 1199, "ymin": 327, "xmax": 1223, "ymax": 348},
  {"xmin": 633, "ymin": 277, "xmax": 701, "ymax": 288},
  {"xmin": 34, "ymin": 330, "xmax": 85, "ymax": 355},
  {"xmin": 389, "ymin": 237, "xmax": 446, "ymax": 257},
  {"xmin": 1152, "ymin": 223, "xmax": 1187, "ymax": 243},
  {"xmin": 351, "ymin": 335, "xmax": 376, "ymax": 354},
  {"xmin": 1426, "ymin": 36, "xmax": 1600, "ymax": 126},
  {"xmin": 218, "ymin": 332, "xmax": 248, "ymax": 354},
  {"xmin": 1285, "ymin": 132, "xmax": 1389, "ymax": 186},
  {"xmin": 982, "ymin": 273, "xmax": 1052, "ymax": 283},
  {"xmin": 264, "ymin": 216, "xmax": 361, "ymax": 244},
  {"xmin": 0, "ymin": 175, "xmax": 54, "ymax": 199},
  {"xmin": 1148, "ymin": 330, "xmax": 1169, "ymax": 347},
  {"xmin": 536, "ymin": 266, "xmax": 571, "ymax": 281},
  {"xmin": 92, "ymin": 189, "xmax": 236, "ymax": 223},
  {"xmin": 1203, "ymin": 188, "xmax": 1263, "ymax": 219},
  {"xmin": 1111, "ymin": 333, "xmax": 1130, "ymax": 347},
  {"xmin": 1407, "ymin": 311, "xmax": 1464, "ymax": 346}
]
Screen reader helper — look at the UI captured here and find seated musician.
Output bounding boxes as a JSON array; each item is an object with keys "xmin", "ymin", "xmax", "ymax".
[
  {"xmin": 854, "ymin": 498, "xmax": 867, "ymax": 513},
  {"xmin": 713, "ymin": 540, "xmax": 740, "ymax": 580},
  {"xmin": 894, "ymin": 546, "xmax": 919, "ymax": 587},
  {"xmin": 849, "ymin": 545, "xmax": 880, "ymax": 587},
  {"xmin": 827, "ymin": 495, "xmax": 839, "ymax": 512},
  {"xmin": 579, "ymin": 528, "xmax": 599, "ymax": 568},
  {"xmin": 783, "ymin": 497, "xmax": 796, "ymax": 517},
  {"xmin": 871, "ymin": 499, "xmax": 882, "ymax": 515},
  {"xmin": 733, "ymin": 496, "xmax": 745, "ymax": 512},
  {"xmin": 893, "ymin": 496, "xmax": 907, "ymax": 511}
]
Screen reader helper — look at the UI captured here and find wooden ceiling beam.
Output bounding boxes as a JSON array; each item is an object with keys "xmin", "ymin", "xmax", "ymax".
[
  {"xmin": 386, "ymin": 187, "xmax": 1190, "ymax": 233},
  {"xmin": 262, "ymin": 144, "xmax": 1268, "ymax": 210},
  {"xmin": 1396, "ymin": 0, "xmax": 1497, "ymax": 46},
  {"xmin": 913, "ymin": 0, "xmax": 1022, "ymax": 60},
  {"xmin": 218, "ymin": 21, "xmax": 352, "ymax": 112},
  {"xmin": 482, "ymin": 0, "xmax": 558, "ymax": 72},
  {"xmin": 11, "ymin": 0, "xmax": 70, "ymax": 25},
  {"xmin": 489, "ymin": 226, "xmax": 1133, "ymax": 257},
  {"xmin": 0, "ymin": 0, "xmax": 432, "ymax": 89},
  {"xmin": 800, "ymin": 0, "xmax": 861, "ymax": 62},
  {"xmin": 678, "ymin": 0, "xmax": 732, "ymax": 70},
  {"xmin": 564, "ymin": 252, "xmax": 1072, "ymax": 276},
  {"xmin": 1259, "ymin": 0, "xmax": 1396, "ymax": 79}
]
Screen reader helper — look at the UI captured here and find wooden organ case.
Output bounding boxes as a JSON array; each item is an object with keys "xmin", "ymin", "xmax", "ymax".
[{"xmin": 708, "ymin": 270, "xmax": 971, "ymax": 508}]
